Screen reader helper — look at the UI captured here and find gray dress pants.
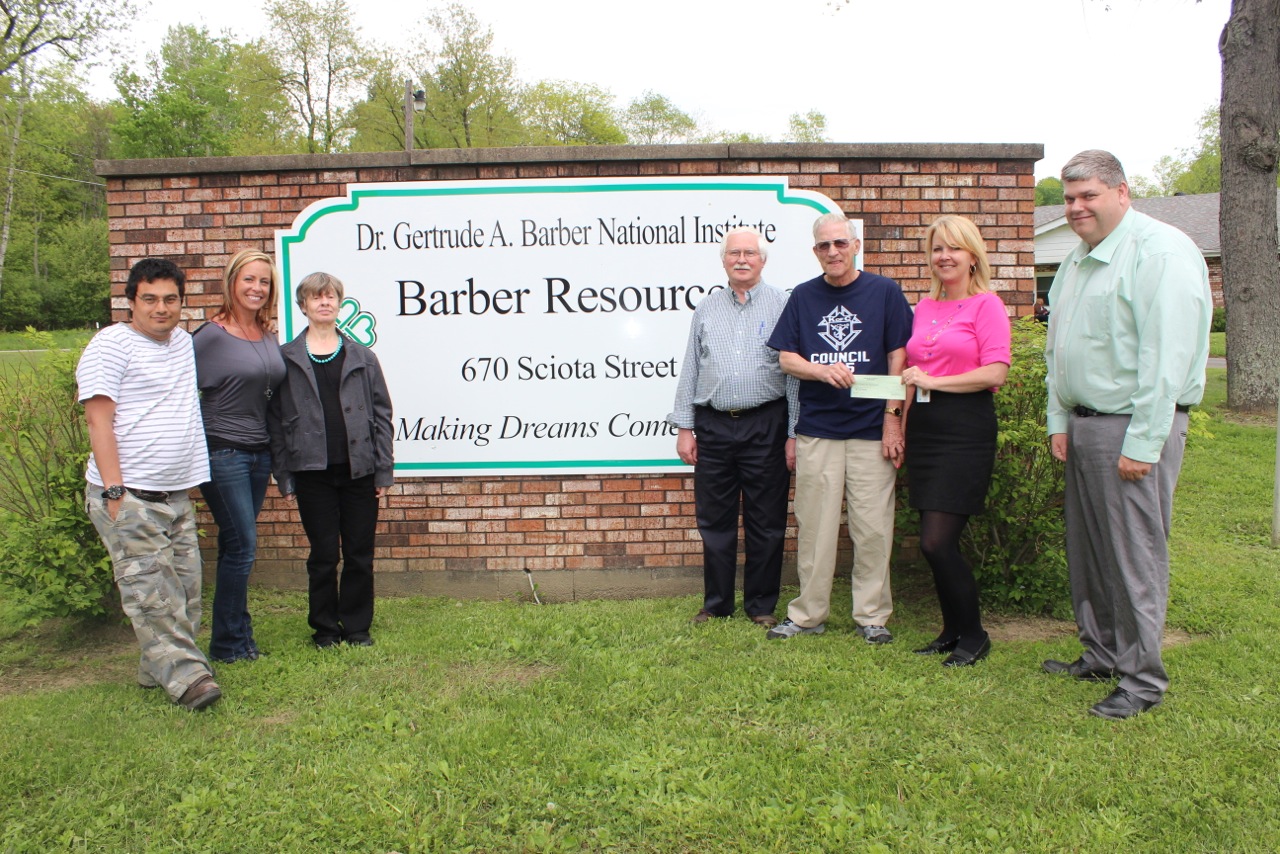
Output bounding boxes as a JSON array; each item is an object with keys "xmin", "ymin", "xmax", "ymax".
[{"xmin": 1064, "ymin": 410, "xmax": 1188, "ymax": 702}]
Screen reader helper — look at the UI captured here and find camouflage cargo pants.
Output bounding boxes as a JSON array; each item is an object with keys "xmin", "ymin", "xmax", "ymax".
[{"xmin": 86, "ymin": 486, "xmax": 214, "ymax": 702}]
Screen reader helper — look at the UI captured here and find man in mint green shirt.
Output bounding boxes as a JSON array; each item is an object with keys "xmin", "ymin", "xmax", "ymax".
[{"xmin": 1043, "ymin": 149, "xmax": 1211, "ymax": 720}]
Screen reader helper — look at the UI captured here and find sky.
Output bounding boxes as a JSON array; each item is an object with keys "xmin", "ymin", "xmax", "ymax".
[{"xmin": 89, "ymin": 0, "xmax": 1231, "ymax": 183}]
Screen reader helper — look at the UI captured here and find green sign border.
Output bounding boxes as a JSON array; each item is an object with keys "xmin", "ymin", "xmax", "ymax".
[{"xmin": 276, "ymin": 178, "xmax": 837, "ymax": 473}]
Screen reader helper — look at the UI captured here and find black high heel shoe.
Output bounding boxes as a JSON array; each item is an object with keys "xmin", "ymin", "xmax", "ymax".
[
  {"xmin": 942, "ymin": 636, "xmax": 991, "ymax": 668},
  {"xmin": 913, "ymin": 635, "xmax": 960, "ymax": 655}
]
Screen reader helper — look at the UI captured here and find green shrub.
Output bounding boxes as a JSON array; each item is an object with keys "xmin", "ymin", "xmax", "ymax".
[
  {"xmin": 966, "ymin": 317, "xmax": 1068, "ymax": 615},
  {"xmin": 0, "ymin": 333, "xmax": 114, "ymax": 624},
  {"xmin": 1211, "ymin": 306, "xmax": 1226, "ymax": 334}
]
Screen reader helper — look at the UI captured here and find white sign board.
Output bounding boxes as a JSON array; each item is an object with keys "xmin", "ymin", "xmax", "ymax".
[{"xmin": 275, "ymin": 177, "xmax": 850, "ymax": 476}]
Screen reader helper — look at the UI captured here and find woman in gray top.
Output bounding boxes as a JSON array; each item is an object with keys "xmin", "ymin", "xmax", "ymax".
[{"xmin": 194, "ymin": 249, "xmax": 286, "ymax": 663}]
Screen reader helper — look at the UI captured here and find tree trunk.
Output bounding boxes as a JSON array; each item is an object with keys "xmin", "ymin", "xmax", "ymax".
[{"xmin": 1220, "ymin": 0, "xmax": 1280, "ymax": 412}]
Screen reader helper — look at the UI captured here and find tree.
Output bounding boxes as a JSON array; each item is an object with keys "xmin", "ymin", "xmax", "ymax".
[
  {"xmin": 1172, "ymin": 108, "xmax": 1224, "ymax": 194},
  {"xmin": 112, "ymin": 25, "xmax": 298, "ymax": 159},
  {"xmin": 519, "ymin": 81, "xmax": 624, "ymax": 146},
  {"xmin": 622, "ymin": 91, "xmax": 697, "ymax": 145},
  {"xmin": 1034, "ymin": 177, "xmax": 1064, "ymax": 206},
  {"xmin": 1218, "ymin": 0, "xmax": 1280, "ymax": 413},
  {"xmin": 0, "ymin": 63, "xmax": 109, "ymax": 328},
  {"xmin": 265, "ymin": 0, "xmax": 370, "ymax": 154},
  {"xmin": 418, "ymin": 4, "xmax": 522, "ymax": 149},
  {"xmin": 785, "ymin": 109, "xmax": 829, "ymax": 143},
  {"xmin": 0, "ymin": 0, "xmax": 131, "ymax": 79},
  {"xmin": 346, "ymin": 60, "xmax": 414, "ymax": 152}
]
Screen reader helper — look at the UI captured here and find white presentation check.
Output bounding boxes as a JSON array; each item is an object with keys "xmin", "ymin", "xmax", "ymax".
[{"xmin": 847, "ymin": 375, "xmax": 907, "ymax": 401}]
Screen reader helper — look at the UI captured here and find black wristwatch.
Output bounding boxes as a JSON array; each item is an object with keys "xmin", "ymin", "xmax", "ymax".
[
  {"xmin": 884, "ymin": 406, "xmax": 903, "ymax": 417},
  {"xmin": 102, "ymin": 484, "xmax": 125, "ymax": 501}
]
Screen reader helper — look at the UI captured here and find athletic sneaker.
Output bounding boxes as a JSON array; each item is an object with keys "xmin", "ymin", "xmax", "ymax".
[
  {"xmin": 766, "ymin": 619, "xmax": 825, "ymax": 640},
  {"xmin": 857, "ymin": 625, "xmax": 894, "ymax": 645}
]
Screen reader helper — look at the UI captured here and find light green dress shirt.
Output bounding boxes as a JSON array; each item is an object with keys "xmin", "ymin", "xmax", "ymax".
[{"xmin": 1045, "ymin": 208, "xmax": 1211, "ymax": 463}]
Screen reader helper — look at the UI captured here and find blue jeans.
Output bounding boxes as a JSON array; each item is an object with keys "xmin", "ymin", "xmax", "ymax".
[{"xmin": 202, "ymin": 447, "xmax": 271, "ymax": 662}]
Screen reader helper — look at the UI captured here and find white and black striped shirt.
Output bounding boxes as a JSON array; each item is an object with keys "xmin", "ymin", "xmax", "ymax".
[{"xmin": 77, "ymin": 324, "xmax": 211, "ymax": 490}]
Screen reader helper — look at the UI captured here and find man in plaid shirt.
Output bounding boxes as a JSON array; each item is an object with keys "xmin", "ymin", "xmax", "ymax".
[{"xmin": 668, "ymin": 226, "xmax": 797, "ymax": 629}]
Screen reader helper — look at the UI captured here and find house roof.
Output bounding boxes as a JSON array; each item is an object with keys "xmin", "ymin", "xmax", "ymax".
[{"xmin": 1035, "ymin": 189, "xmax": 1280, "ymax": 257}]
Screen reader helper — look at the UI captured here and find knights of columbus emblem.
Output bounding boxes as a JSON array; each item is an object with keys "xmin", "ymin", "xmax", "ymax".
[{"xmin": 817, "ymin": 305, "xmax": 861, "ymax": 351}]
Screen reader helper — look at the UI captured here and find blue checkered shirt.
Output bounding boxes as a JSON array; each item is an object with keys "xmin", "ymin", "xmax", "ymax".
[{"xmin": 668, "ymin": 282, "xmax": 798, "ymax": 436}]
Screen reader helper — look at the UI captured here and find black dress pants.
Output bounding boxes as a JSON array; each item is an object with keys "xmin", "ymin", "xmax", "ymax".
[
  {"xmin": 692, "ymin": 399, "xmax": 789, "ymax": 617},
  {"xmin": 293, "ymin": 463, "xmax": 378, "ymax": 641}
]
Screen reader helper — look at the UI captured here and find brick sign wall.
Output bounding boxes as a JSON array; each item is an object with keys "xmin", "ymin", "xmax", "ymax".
[{"xmin": 97, "ymin": 142, "xmax": 1042, "ymax": 600}]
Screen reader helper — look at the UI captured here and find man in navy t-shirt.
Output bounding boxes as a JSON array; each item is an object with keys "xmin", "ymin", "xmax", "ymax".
[{"xmin": 765, "ymin": 213, "xmax": 913, "ymax": 643}]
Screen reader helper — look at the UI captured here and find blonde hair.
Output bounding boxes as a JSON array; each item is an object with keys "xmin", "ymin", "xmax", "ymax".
[
  {"xmin": 216, "ymin": 249, "xmax": 277, "ymax": 330},
  {"xmin": 924, "ymin": 215, "xmax": 991, "ymax": 300}
]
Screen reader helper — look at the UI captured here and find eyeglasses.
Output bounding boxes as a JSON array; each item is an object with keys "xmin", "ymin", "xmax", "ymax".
[
  {"xmin": 813, "ymin": 239, "xmax": 853, "ymax": 252},
  {"xmin": 135, "ymin": 294, "xmax": 181, "ymax": 307},
  {"xmin": 725, "ymin": 250, "xmax": 760, "ymax": 259}
]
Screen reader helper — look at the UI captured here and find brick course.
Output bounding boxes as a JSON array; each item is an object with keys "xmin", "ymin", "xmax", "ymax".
[{"xmin": 97, "ymin": 143, "xmax": 1041, "ymax": 599}]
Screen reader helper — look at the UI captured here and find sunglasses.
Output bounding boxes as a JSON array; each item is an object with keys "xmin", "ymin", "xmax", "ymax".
[{"xmin": 813, "ymin": 239, "xmax": 853, "ymax": 252}]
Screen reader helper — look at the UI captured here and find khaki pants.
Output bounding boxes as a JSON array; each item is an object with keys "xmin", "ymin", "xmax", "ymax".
[
  {"xmin": 86, "ymin": 486, "xmax": 213, "ymax": 701},
  {"xmin": 786, "ymin": 436, "xmax": 896, "ymax": 628}
]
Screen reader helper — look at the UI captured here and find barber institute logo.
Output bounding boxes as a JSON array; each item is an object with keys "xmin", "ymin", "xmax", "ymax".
[
  {"xmin": 817, "ymin": 305, "xmax": 861, "ymax": 351},
  {"xmin": 337, "ymin": 297, "xmax": 377, "ymax": 347}
]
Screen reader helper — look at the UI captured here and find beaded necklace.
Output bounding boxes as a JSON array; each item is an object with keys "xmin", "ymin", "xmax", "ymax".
[{"xmin": 306, "ymin": 332, "xmax": 344, "ymax": 364}]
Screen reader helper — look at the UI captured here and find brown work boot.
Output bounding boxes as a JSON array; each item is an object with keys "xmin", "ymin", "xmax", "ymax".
[{"xmin": 177, "ymin": 675, "xmax": 222, "ymax": 711}]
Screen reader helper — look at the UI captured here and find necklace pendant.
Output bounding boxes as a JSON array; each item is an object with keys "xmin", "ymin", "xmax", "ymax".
[{"xmin": 265, "ymin": 388, "xmax": 273, "ymax": 400}]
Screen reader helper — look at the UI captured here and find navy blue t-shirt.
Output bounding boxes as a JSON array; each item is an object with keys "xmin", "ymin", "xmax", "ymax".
[{"xmin": 768, "ymin": 271, "xmax": 913, "ymax": 440}]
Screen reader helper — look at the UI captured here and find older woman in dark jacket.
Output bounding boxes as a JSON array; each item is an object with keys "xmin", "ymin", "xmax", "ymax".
[{"xmin": 268, "ymin": 272, "xmax": 394, "ymax": 648}]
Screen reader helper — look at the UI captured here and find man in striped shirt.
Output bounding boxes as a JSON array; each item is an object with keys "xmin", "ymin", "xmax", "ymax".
[
  {"xmin": 668, "ymin": 227, "xmax": 797, "ymax": 629},
  {"xmin": 78, "ymin": 258, "xmax": 221, "ymax": 712}
]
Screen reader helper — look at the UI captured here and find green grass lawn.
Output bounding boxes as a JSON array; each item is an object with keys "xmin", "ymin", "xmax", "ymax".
[
  {"xmin": 1210, "ymin": 331, "xmax": 1226, "ymax": 358},
  {"xmin": 0, "ymin": 328, "xmax": 93, "ymax": 351},
  {"xmin": 0, "ymin": 329, "xmax": 92, "ymax": 372},
  {"xmin": 1, "ymin": 370, "xmax": 1278, "ymax": 852}
]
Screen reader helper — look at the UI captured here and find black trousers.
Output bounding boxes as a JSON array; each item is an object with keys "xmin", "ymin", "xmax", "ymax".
[
  {"xmin": 692, "ymin": 398, "xmax": 789, "ymax": 617},
  {"xmin": 293, "ymin": 464, "xmax": 378, "ymax": 641}
]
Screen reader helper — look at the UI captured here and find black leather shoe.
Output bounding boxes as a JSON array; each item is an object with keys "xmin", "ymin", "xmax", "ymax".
[
  {"xmin": 1089, "ymin": 687, "xmax": 1161, "ymax": 720},
  {"xmin": 942, "ymin": 636, "xmax": 991, "ymax": 667},
  {"xmin": 1042, "ymin": 658, "xmax": 1116, "ymax": 682},
  {"xmin": 914, "ymin": 635, "xmax": 960, "ymax": 655}
]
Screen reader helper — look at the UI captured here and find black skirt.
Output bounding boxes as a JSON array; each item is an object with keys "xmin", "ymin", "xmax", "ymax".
[{"xmin": 904, "ymin": 389, "xmax": 997, "ymax": 515}]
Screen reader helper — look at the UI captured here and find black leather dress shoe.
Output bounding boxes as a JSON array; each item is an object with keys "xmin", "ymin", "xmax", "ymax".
[
  {"xmin": 942, "ymin": 636, "xmax": 991, "ymax": 668},
  {"xmin": 913, "ymin": 635, "xmax": 960, "ymax": 655},
  {"xmin": 1089, "ymin": 687, "xmax": 1161, "ymax": 720},
  {"xmin": 1042, "ymin": 658, "xmax": 1116, "ymax": 682}
]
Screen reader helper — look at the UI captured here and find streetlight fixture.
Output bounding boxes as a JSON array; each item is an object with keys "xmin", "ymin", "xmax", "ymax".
[{"xmin": 404, "ymin": 81, "xmax": 426, "ymax": 153}]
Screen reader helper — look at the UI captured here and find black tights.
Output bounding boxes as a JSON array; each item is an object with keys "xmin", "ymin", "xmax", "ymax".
[{"xmin": 919, "ymin": 510, "xmax": 986, "ymax": 650}]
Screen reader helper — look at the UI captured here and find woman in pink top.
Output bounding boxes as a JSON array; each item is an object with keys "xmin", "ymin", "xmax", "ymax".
[{"xmin": 900, "ymin": 215, "xmax": 1011, "ymax": 667}]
